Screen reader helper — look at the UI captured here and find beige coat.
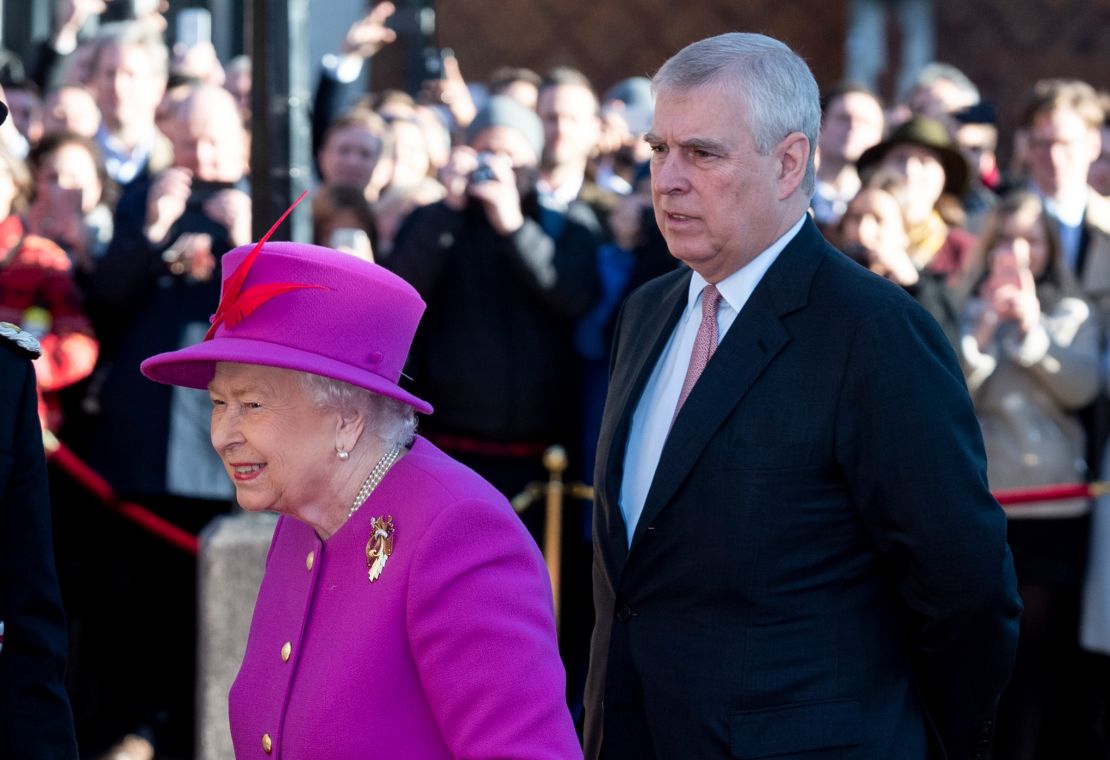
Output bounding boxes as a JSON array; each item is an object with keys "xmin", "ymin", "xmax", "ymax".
[{"xmin": 961, "ymin": 295, "xmax": 1100, "ymax": 517}]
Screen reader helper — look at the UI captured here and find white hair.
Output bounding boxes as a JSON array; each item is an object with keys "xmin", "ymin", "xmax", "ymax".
[
  {"xmin": 298, "ymin": 373, "xmax": 417, "ymax": 450},
  {"xmin": 652, "ymin": 32, "xmax": 821, "ymax": 196}
]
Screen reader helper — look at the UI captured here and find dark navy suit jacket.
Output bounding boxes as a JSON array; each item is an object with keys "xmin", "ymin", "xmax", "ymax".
[
  {"xmin": 585, "ymin": 218, "xmax": 1022, "ymax": 760},
  {"xmin": 0, "ymin": 338, "xmax": 77, "ymax": 758}
]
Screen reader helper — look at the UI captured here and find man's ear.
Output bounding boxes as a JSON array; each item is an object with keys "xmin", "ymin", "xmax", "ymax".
[{"xmin": 776, "ymin": 131, "xmax": 810, "ymax": 200}]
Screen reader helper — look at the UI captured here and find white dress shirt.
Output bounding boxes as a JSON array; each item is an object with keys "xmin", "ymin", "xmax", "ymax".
[{"xmin": 618, "ymin": 215, "xmax": 806, "ymax": 544}]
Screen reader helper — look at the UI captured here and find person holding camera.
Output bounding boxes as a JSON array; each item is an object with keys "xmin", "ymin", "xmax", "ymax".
[
  {"xmin": 387, "ymin": 95, "xmax": 600, "ymax": 526},
  {"xmin": 74, "ymin": 83, "xmax": 246, "ymax": 759}
]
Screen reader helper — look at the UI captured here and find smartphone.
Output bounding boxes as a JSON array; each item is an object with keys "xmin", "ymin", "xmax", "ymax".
[
  {"xmin": 176, "ymin": 8, "xmax": 212, "ymax": 49},
  {"xmin": 422, "ymin": 47, "xmax": 454, "ymax": 82},
  {"xmin": 330, "ymin": 228, "xmax": 374, "ymax": 263}
]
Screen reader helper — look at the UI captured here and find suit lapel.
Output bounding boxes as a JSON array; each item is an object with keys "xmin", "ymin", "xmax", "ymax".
[
  {"xmin": 627, "ymin": 218, "xmax": 827, "ymax": 553},
  {"xmin": 597, "ymin": 272, "xmax": 690, "ymax": 576}
]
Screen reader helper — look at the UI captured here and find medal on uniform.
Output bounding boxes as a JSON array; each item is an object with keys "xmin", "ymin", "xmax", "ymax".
[{"xmin": 366, "ymin": 516, "xmax": 395, "ymax": 582}]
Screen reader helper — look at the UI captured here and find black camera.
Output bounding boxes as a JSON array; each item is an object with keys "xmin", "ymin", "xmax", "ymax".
[
  {"xmin": 186, "ymin": 179, "xmax": 238, "ymax": 212},
  {"xmin": 470, "ymin": 152, "xmax": 497, "ymax": 184}
]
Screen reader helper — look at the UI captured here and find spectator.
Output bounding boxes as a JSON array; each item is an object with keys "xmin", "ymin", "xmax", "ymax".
[
  {"xmin": 489, "ymin": 65, "xmax": 542, "ymax": 110},
  {"xmin": 312, "ymin": 1, "xmax": 397, "ymax": 160},
  {"xmin": 837, "ymin": 179, "xmax": 959, "ymax": 345},
  {"xmin": 26, "ymin": 131, "xmax": 114, "ymax": 275},
  {"xmin": 812, "ymin": 82, "xmax": 885, "ymax": 231},
  {"xmin": 88, "ymin": 21, "xmax": 173, "ymax": 188},
  {"xmin": 857, "ymin": 114, "xmax": 977, "ymax": 284},
  {"xmin": 1021, "ymin": 79, "xmax": 1108, "ymax": 294},
  {"xmin": 952, "ymin": 100, "xmax": 1004, "ymax": 232},
  {"xmin": 388, "ymin": 95, "xmax": 599, "ymax": 512},
  {"xmin": 537, "ymin": 67, "xmax": 612, "ymax": 230},
  {"xmin": 317, "ymin": 110, "xmax": 393, "ymax": 203},
  {"xmin": 907, "ymin": 61, "xmax": 981, "ymax": 129},
  {"xmin": 0, "ymin": 141, "xmax": 98, "ymax": 434},
  {"xmin": 41, "ymin": 84, "xmax": 101, "ymax": 139},
  {"xmin": 594, "ymin": 77, "xmax": 654, "ymax": 195},
  {"xmin": 957, "ymin": 191, "xmax": 1100, "ymax": 760}
]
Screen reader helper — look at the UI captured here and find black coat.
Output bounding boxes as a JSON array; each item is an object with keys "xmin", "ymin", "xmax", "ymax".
[
  {"xmin": 586, "ymin": 218, "xmax": 1022, "ymax": 760},
  {"xmin": 0, "ymin": 333, "xmax": 78, "ymax": 758},
  {"xmin": 388, "ymin": 196, "xmax": 600, "ymax": 442}
]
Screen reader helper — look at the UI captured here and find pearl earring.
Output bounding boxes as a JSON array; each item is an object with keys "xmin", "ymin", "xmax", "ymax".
[{"xmin": 337, "ymin": 449, "xmax": 350, "ymax": 461}]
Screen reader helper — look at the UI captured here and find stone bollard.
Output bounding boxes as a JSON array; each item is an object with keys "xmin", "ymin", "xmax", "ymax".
[{"xmin": 196, "ymin": 511, "xmax": 278, "ymax": 760}]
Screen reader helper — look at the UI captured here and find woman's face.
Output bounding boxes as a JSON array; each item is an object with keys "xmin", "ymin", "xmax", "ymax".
[
  {"xmin": 839, "ymin": 188, "xmax": 908, "ymax": 253},
  {"xmin": 993, "ymin": 209, "xmax": 1049, "ymax": 278},
  {"xmin": 208, "ymin": 362, "xmax": 340, "ymax": 519},
  {"xmin": 38, "ymin": 142, "xmax": 102, "ymax": 214},
  {"xmin": 318, "ymin": 124, "xmax": 381, "ymax": 190},
  {"xmin": 880, "ymin": 143, "xmax": 946, "ymax": 222}
]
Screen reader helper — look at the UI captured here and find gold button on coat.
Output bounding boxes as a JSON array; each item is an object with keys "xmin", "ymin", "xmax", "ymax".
[
  {"xmin": 306, "ymin": 550, "xmax": 314, "ymax": 571},
  {"xmin": 281, "ymin": 641, "xmax": 292, "ymax": 662},
  {"xmin": 262, "ymin": 733, "xmax": 273, "ymax": 754}
]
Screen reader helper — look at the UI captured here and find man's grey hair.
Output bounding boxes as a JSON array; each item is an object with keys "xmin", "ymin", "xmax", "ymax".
[
  {"xmin": 91, "ymin": 20, "xmax": 170, "ymax": 81},
  {"xmin": 298, "ymin": 373, "xmax": 418, "ymax": 451},
  {"xmin": 651, "ymin": 32, "xmax": 821, "ymax": 197},
  {"xmin": 913, "ymin": 62, "xmax": 980, "ymax": 104}
]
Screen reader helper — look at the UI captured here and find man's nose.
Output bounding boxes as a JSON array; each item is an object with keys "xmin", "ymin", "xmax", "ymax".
[{"xmin": 652, "ymin": 153, "xmax": 684, "ymax": 194}]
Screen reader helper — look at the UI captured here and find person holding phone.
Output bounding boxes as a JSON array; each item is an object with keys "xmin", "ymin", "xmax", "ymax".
[{"xmin": 957, "ymin": 191, "xmax": 1100, "ymax": 758}]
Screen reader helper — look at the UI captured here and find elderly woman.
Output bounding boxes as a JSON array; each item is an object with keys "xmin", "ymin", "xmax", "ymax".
[{"xmin": 141, "ymin": 234, "xmax": 580, "ymax": 759}]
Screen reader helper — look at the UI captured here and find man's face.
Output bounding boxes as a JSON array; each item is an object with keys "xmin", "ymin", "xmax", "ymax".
[
  {"xmin": 92, "ymin": 43, "xmax": 164, "ymax": 134},
  {"xmin": 1027, "ymin": 108, "xmax": 1101, "ymax": 198},
  {"xmin": 538, "ymin": 83, "xmax": 600, "ymax": 170},
  {"xmin": 646, "ymin": 81, "xmax": 787, "ymax": 283},
  {"xmin": 819, "ymin": 92, "xmax": 884, "ymax": 164},
  {"xmin": 175, "ymin": 91, "xmax": 245, "ymax": 183}
]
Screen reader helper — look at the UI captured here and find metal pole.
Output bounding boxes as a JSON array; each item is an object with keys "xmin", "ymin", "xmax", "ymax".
[
  {"xmin": 542, "ymin": 446, "xmax": 567, "ymax": 634},
  {"xmin": 248, "ymin": 0, "xmax": 312, "ymax": 241}
]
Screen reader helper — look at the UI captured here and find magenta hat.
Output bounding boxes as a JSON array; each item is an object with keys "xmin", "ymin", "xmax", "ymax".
[{"xmin": 141, "ymin": 240, "xmax": 432, "ymax": 414}]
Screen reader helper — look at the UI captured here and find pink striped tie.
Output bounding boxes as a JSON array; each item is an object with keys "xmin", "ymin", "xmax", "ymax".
[{"xmin": 674, "ymin": 284, "xmax": 722, "ymax": 417}]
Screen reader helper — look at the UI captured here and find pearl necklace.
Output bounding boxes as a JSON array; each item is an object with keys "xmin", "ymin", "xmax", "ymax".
[{"xmin": 346, "ymin": 444, "xmax": 402, "ymax": 519}]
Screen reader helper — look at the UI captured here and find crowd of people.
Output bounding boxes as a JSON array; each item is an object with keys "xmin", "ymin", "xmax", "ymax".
[{"xmin": 0, "ymin": 0, "xmax": 1107, "ymax": 758}]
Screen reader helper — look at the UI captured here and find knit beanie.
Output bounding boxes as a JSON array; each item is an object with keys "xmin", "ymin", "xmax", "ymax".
[{"xmin": 465, "ymin": 95, "xmax": 544, "ymax": 162}]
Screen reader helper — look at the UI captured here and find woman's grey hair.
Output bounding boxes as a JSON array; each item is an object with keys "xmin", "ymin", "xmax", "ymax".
[
  {"xmin": 298, "ymin": 373, "xmax": 417, "ymax": 450},
  {"xmin": 652, "ymin": 32, "xmax": 821, "ymax": 197}
]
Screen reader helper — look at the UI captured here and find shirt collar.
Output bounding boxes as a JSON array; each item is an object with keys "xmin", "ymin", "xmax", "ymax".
[{"xmin": 686, "ymin": 214, "xmax": 807, "ymax": 313}]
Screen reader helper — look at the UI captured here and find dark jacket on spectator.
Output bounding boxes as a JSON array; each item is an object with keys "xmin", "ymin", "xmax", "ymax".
[{"xmin": 388, "ymin": 193, "xmax": 600, "ymax": 444}]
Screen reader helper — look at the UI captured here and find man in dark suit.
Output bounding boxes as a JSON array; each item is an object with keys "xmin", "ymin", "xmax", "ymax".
[
  {"xmin": 0, "ymin": 318, "xmax": 78, "ymax": 758},
  {"xmin": 584, "ymin": 33, "xmax": 1022, "ymax": 760}
]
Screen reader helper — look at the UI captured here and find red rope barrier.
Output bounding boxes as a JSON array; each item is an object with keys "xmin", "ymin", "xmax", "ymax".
[
  {"xmin": 992, "ymin": 482, "xmax": 1109, "ymax": 506},
  {"xmin": 46, "ymin": 438, "xmax": 200, "ymax": 556}
]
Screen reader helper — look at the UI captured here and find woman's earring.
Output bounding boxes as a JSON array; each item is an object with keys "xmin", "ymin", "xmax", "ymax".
[{"xmin": 336, "ymin": 448, "xmax": 350, "ymax": 461}]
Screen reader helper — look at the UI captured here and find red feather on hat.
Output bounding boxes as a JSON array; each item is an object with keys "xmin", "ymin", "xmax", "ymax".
[{"xmin": 205, "ymin": 191, "xmax": 324, "ymax": 340}]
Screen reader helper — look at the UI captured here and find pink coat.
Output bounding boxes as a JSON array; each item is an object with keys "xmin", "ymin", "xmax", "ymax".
[{"xmin": 229, "ymin": 436, "xmax": 582, "ymax": 759}]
